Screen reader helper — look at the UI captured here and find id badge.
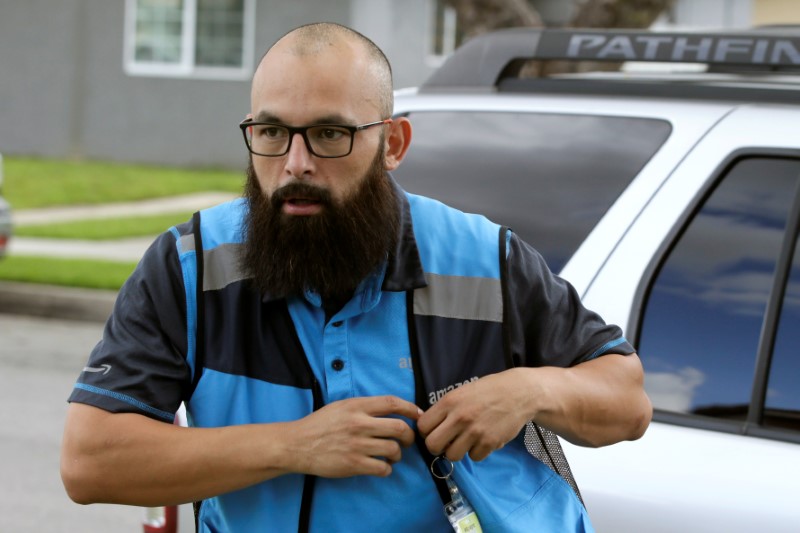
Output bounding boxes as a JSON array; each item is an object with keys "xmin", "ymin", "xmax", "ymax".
[{"xmin": 431, "ymin": 456, "xmax": 483, "ymax": 533}]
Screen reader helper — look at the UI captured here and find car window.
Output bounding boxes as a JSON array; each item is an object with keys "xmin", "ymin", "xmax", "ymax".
[
  {"xmin": 765, "ymin": 229, "xmax": 800, "ymax": 431},
  {"xmin": 637, "ymin": 157, "xmax": 800, "ymax": 430},
  {"xmin": 392, "ymin": 111, "xmax": 671, "ymax": 272}
]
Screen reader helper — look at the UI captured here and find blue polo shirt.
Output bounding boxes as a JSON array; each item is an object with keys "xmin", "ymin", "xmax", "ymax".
[{"xmin": 69, "ymin": 190, "xmax": 632, "ymax": 532}]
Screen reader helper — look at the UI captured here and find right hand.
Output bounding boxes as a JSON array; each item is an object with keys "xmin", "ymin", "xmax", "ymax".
[{"xmin": 287, "ymin": 395, "xmax": 422, "ymax": 478}]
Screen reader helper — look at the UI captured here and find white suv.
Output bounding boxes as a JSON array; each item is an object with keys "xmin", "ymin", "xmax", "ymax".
[{"xmin": 392, "ymin": 27, "xmax": 800, "ymax": 533}]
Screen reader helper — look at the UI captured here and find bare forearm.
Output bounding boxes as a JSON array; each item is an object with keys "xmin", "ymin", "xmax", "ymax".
[
  {"xmin": 61, "ymin": 396, "xmax": 421, "ymax": 506},
  {"xmin": 520, "ymin": 354, "xmax": 652, "ymax": 447},
  {"xmin": 61, "ymin": 404, "xmax": 293, "ymax": 506}
]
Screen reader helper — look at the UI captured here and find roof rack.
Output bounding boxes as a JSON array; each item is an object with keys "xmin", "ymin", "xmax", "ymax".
[{"xmin": 420, "ymin": 27, "xmax": 800, "ymax": 92}]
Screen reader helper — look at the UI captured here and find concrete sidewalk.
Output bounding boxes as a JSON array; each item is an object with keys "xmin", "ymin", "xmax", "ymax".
[
  {"xmin": 9, "ymin": 236, "xmax": 156, "ymax": 262},
  {"xmin": 1, "ymin": 192, "xmax": 238, "ymax": 321},
  {"xmin": 14, "ymin": 191, "xmax": 237, "ymax": 226}
]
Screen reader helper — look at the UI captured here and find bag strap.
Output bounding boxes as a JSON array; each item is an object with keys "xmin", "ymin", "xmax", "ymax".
[
  {"xmin": 406, "ymin": 290, "xmax": 454, "ymax": 506},
  {"xmin": 406, "ymin": 226, "xmax": 583, "ymax": 507},
  {"xmin": 190, "ymin": 211, "xmax": 206, "ymax": 395},
  {"xmin": 190, "ymin": 210, "xmax": 205, "ymax": 531},
  {"xmin": 499, "ymin": 226, "xmax": 584, "ymax": 506}
]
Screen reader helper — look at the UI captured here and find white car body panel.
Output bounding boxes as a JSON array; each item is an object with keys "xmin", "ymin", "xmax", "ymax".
[
  {"xmin": 583, "ymin": 105, "xmax": 800, "ymax": 328},
  {"xmin": 570, "ymin": 105, "xmax": 800, "ymax": 532},
  {"xmin": 396, "ymin": 90, "xmax": 800, "ymax": 533},
  {"xmin": 563, "ymin": 423, "xmax": 800, "ymax": 533}
]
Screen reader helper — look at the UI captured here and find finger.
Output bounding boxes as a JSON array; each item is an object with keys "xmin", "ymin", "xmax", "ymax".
[
  {"xmin": 441, "ymin": 432, "xmax": 474, "ymax": 462},
  {"xmin": 375, "ymin": 439, "xmax": 404, "ymax": 464},
  {"xmin": 442, "ymin": 430, "xmax": 503, "ymax": 462},
  {"xmin": 362, "ymin": 457, "xmax": 394, "ymax": 478},
  {"xmin": 370, "ymin": 417, "xmax": 416, "ymax": 447},
  {"xmin": 347, "ymin": 454, "xmax": 394, "ymax": 478},
  {"xmin": 416, "ymin": 403, "xmax": 448, "ymax": 437},
  {"xmin": 354, "ymin": 437, "xmax": 404, "ymax": 466},
  {"xmin": 467, "ymin": 442, "xmax": 494, "ymax": 462},
  {"xmin": 424, "ymin": 418, "xmax": 461, "ymax": 456},
  {"xmin": 357, "ymin": 433, "xmax": 407, "ymax": 462},
  {"xmin": 360, "ymin": 395, "xmax": 423, "ymax": 420}
]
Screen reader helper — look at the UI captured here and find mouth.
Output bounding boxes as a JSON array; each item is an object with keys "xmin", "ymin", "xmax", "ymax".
[
  {"xmin": 286, "ymin": 196, "xmax": 319, "ymax": 205},
  {"xmin": 282, "ymin": 196, "xmax": 323, "ymax": 215},
  {"xmin": 270, "ymin": 182, "xmax": 331, "ymax": 216}
]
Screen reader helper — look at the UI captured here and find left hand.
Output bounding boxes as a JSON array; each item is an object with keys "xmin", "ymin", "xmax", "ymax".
[{"xmin": 417, "ymin": 369, "xmax": 531, "ymax": 462}]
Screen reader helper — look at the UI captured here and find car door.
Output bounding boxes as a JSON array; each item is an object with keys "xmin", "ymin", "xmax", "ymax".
[{"xmin": 569, "ymin": 105, "xmax": 800, "ymax": 533}]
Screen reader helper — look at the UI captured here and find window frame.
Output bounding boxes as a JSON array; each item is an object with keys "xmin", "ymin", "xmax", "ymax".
[
  {"xmin": 123, "ymin": 0, "xmax": 256, "ymax": 80},
  {"xmin": 425, "ymin": 0, "xmax": 460, "ymax": 67},
  {"xmin": 631, "ymin": 147, "xmax": 800, "ymax": 445},
  {"xmin": 750, "ymin": 171, "xmax": 800, "ymax": 434}
]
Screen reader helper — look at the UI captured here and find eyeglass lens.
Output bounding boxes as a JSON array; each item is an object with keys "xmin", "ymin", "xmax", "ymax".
[{"xmin": 246, "ymin": 124, "xmax": 353, "ymax": 157}]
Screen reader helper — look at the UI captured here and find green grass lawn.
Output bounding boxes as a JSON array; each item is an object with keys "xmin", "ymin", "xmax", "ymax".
[
  {"xmin": 0, "ymin": 256, "xmax": 138, "ymax": 291},
  {"xmin": 14, "ymin": 211, "xmax": 195, "ymax": 240},
  {"xmin": 0, "ymin": 156, "xmax": 240, "ymax": 288},
  {"xmin": 3, "ymin": 156, "xmax": 243, "ymax": 209}
]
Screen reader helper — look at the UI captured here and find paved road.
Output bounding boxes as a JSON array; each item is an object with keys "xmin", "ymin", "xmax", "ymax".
[
  {"xmin": 0, "ymin": 193, "xmax": 228, "ymax": 531},
  {"xmin": 0, "ymin": 313, "xmax": 144, "ymax": 532}
]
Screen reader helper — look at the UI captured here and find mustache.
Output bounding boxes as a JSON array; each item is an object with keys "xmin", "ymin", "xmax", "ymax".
[{"xmin": 270, "ymin": 182, "xmax": 333, "ymax": 208}]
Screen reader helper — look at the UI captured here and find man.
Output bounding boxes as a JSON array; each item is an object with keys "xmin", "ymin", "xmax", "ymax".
[{"xmin": 61, "ymin": 22, "xmax": 651, "ymax": 532}]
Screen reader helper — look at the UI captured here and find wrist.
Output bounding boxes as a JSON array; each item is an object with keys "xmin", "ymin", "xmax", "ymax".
[{"xmin": 511, "ymin": 366, "xmax": 557, "ymax": 423}]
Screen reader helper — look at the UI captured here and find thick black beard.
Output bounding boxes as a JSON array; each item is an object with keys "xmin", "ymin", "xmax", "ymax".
[{"xmin": 241, "ymin": 148, "xmax": 400, "ymax": 302}]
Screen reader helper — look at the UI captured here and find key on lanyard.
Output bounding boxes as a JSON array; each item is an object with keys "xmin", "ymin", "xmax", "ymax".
[{"xmin": 431, "ymin": 456, "xmax": 483, "ymax": 533}]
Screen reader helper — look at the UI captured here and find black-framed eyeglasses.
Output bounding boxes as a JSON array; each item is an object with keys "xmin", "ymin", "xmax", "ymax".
[{"xmin": 239, "ymin": 118, "xmax": 392, "ymax": 158}]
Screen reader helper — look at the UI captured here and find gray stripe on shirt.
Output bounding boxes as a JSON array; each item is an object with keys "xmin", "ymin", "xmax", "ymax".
[{"xmin": 414, "ymin": 273, "xmax": 502, "ymax": 322}]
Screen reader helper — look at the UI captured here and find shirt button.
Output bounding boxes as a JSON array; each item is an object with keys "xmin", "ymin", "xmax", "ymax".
[
  {"xmin": 331, "ymin": 359, "xmax": 345, "ymax": 371},
  {"xmin": 332, "ymin": 320, "xmax": 344, "ymax": 328}
]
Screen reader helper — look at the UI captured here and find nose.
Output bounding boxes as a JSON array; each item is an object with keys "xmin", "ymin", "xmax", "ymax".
[{"xmin": 284, "ymin": 132, "xmax": 315, "ymax": 179}]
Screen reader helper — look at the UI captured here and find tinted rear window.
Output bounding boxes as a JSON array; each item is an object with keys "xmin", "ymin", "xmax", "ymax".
[{"xmin": 392, "ymin": 111, "xmax": 671, "ymax": 272}]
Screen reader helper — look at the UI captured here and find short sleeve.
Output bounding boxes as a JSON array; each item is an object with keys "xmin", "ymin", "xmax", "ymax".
[
  {"xmin": 67, "ymin": 226, "xmax": 192, "ymax": 422},
  {"xmin": 503, "ymin": 231, "xmax": 634, "ymax": 368}
]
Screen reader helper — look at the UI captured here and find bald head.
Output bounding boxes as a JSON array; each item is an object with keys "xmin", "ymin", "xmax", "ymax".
[{"xmin": 255, "ymin": 22, "xmax": 394, "ymax": 118}]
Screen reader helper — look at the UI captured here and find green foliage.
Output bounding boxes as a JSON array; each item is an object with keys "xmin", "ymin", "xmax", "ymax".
[
  {"xmin": 0, "ymin": 157, "xmax": 242, "ymax": 289},
  {"xmin": 3, "ymin": 157, "xmax": 244, "ymax": 209},
  {"xmin": 0, "ymin": 256, "xmax": 138, "ymax": 290},
  {"xmin": 14, "ymin": 212, "xmax": 194, "ymax": 240}
]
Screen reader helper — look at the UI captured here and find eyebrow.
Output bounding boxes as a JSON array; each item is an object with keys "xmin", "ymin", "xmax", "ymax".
[
  {"xmin": 253, "ymin": 111, "xmax": 356, "ymax": 126},
  {"xmin": 253, "ymin": 111, "xmax": 282, "ymax": 123}
]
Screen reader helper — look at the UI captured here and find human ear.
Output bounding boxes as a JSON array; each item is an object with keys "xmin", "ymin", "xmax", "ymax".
[{"xmin": 383, "ymin": 117, "xmax": 412, "ymax": 171}]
